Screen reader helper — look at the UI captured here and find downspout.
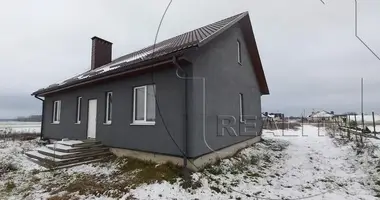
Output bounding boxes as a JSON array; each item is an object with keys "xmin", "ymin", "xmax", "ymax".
[
  {"xmin": 34, "ymin": 95, "xmax": 45, "ymax": 140},
  {"xmin": 172, "ymin": 57, "xmax": 189, "ymax": 169}
]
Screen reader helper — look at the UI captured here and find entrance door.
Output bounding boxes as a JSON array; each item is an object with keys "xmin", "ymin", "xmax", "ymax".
[{"xmin": 87, "ymin": 99, "xmax": 97, "ymax": 139}]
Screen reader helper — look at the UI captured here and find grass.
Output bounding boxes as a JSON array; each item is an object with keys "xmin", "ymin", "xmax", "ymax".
[
  {"xmin": 0, "ymin": 132, "xmax": 40, "ymax": 141},
  {"xmin": 5, "ymin": 181, "xmax": 16, "ymax": 192},
  {"xmin": 115, "ymin": 157, "xmax": 182, "ymax": 185},
  {"xmin": 210, "ymin": 185, "xmax": 221, "ymax": 193},
  {"xmin": 250, "ymin": 155, "xmax": 260, "ymax": 165},
  {"xmin": 48, "ymin": 157, "xmax": 183, "ymax": 198},
  {"xmin": 207, "ymin": 167, "xmax": 223, "ymax": 175},
  {"xmin": 0, "ymin": 163, "xmax": 18, "ymax": 178}
]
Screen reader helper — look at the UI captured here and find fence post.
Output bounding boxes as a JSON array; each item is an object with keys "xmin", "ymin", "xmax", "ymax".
[
  {"xmin": 361, "ymin": 112, "xmax": 364, "ymax": 145},
  {"xmin": 282, "ymin": 116, "xmax": 285, "ymax": 135},
  {"xmin": 354, "ymin": 114, "xmax": 358, "ymax": 142},
  {"xmin": 318, "ymin": 121, "xmax": 320, "ymax": 135},
  {"xmin": 347, "ymin": 115, "xmax": 351, "ymax": 140},
  {"xmin": 287, "ymin": 117, "xmax": 290, "ymax": 130},
  {"xmin": 372, "ymin": 111, "xmax": 376, "ymax": 137}
]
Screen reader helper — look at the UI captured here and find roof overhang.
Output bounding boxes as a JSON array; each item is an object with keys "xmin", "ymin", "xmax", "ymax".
[
  {"xmin": 240, "ymin": 14, "xmax": 269, "ymax": 95},
  {"xmin": 33, "ymin": 51, "xmax": 192, "ymax": 97},
  {"xmin": 33, "ymin": 12, "xmax": 269, "ymax": 96}
]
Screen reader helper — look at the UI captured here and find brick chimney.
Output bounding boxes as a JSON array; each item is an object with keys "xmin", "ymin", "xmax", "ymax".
[{"xmin": 91, "ymin": 36, "xmax": 112, "ymax": 70}]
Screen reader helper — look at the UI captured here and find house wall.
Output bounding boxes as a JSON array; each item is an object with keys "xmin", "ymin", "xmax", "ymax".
[
  {"xmin": 187, "ymin": 23, "xmax": 262, "ymax": 158},
  {"xmin": 42, "ymin": 65, "xmax": 189, "ymax": 157}
]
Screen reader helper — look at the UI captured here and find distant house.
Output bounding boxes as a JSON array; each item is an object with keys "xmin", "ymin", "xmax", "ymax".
[
  {"xmin": 31, "ymin": 12, "xmax": 269, "ymax": 170},
  {"xmin": 308, "ymin": 111, "xmax": 334, "ymax": 121},
  {"xmin": 268, "ymin": 113, "xmax": 284, "ymax": 121}
]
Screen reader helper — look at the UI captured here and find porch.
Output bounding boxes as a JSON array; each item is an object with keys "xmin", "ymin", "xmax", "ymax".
[{"xmin": 25, "ymin": 139, "xmax": 111, "ymax": 168}]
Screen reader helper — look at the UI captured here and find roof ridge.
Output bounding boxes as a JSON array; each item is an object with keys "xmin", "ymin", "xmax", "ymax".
[
  {"xmin": 32, "ymin": 12, "xmax": 251, "ymax": 96},
  {"xmin": 199, "ymin": 12, "xmax": 247, "ymax": 44},
  {"xmin": 104, "ymin": 12, "xmax": 247, "ymax": 68}
]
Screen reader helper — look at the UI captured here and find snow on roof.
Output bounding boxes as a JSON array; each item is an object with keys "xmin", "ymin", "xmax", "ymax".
[
  {"xmin": 309, "ymin": 111, "xmax": 334, "ymax": 118},
  {"xmin": 33, "ymin": 12, "xmax": 248, "ymax": 96}
]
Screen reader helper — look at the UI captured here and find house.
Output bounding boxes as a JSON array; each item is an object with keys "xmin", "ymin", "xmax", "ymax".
[
  {"xmin": 308, "ymin": 110, "xmax": 334, "ymax": 121},
  {"xmin": 32, "ymin": 12, "xmax": 269, "ymax": 170},
  {"xmin": 268, "ymin": 113, "xmax": 284, "ymax": 121}
]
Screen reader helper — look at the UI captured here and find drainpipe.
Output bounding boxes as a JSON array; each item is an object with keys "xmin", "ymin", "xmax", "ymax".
[
  {"xmin": 172, "ymin": 57, "xmax": 189, "ymax": 169},
  {"xmin": 34, "ymin": 95, "xmax": 45, "ymax": 140}
]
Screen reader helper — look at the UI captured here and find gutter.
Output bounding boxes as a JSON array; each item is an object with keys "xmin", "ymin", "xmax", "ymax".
[
  {"xmin": 172, "ymin": 57, "xmax": 189, "ymax": 169},
  {"xmin": 34, "ymin": 95, "xmax": 45, "ymax": 140},
  {"xmin": 33, "ymin": 50, "xmax": 195, "ymax": 97}
]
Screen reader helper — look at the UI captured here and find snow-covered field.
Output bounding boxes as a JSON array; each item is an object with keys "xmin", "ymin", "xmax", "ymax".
[
  {"xmin": 1, "ymin": 125, "xmax": 379, "ymax": 199},
  {"xmin": 347, "ymin": 114, "xmax": 380, "ymax": 125},
  {"xmin": 0, "ymin": 121, "xmax": 41, "ymax": 134}
]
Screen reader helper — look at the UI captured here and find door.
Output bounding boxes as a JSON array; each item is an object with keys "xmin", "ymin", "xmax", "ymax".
[{"xmin": 87, "ymin": 99, "xmax": 97, "ymax": 139}]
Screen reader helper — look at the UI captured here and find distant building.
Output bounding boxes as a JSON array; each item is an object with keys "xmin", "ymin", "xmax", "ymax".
[
  {"xmin": 268, "ymin": 113, "xmax": 284, "ymax": 121},
  {"xmin": 308, "ymin": 110, "xmax": 334, "ymax": 121}
]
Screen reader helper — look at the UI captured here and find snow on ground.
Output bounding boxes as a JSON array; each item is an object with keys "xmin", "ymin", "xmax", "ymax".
[
  {"xmin": 0, "ymin": 138, "xmax": 42, "ymax": 171},
  {"xmin": 347, "ymin": 114, "xmax": 380, "ymax": 124},
  {"xmin": 0, "ymin": 138, "xmax": 119, "ymax": 200},
  {"xmin": 65, "ymin": 162, "xmax": 118, "ymax": 177},
  {"xmin": 129, "ymin": 125, "xmax": 379, "ymax": 200},
  {"xmin": 0, "ymin": 121, "xmax": 41, "ymax": 134},
  {"xmin": 357, "ymin": 125, "xmax": 379, "ymax": 133},
  {"xmin": 1, "ymin": 125, "xmax": 380, "ymax": 199}
]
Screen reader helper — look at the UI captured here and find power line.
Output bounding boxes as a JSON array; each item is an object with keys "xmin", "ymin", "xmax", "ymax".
[
  {"xmin": 149, "ymin": 0, "xmax": 187, "ymax": 158},
  {"xmin": 322, "ymin": 0, "xmax": 380, "ymax": 60},
  {"xmin": 148, "ymin": 2, "xmax": 342, "ymax": 199}
]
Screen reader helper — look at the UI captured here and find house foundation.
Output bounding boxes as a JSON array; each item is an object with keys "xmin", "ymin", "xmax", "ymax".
[{"xmin": 110, "ymin": 136, "xmax": 261, "ymax": 171}]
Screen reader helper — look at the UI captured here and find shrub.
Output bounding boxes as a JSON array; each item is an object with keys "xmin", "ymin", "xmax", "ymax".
[{"xmin": 349, "ymin": 121, "xmax": 357, "ymax": 128}]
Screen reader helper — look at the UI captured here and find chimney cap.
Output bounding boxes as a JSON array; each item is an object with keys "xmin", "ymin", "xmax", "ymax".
[{"xmin": 91, "ymin": 36, "xmax": 113, "ymax": 45}]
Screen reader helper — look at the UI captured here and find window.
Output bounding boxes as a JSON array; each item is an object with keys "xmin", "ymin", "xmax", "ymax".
[
  {"xmin": 76, "ymin": 97, "xmax": 82, "ymax": 124},
  {"xmin": 133, "ymin": 85, "xmax": 156, "ymax": 125},
  {"xmin": 239, "ymin": 93, "xmax": 244, "ymax": 123},
  {"xmin": 237, "ymin": 40, "xmax": 242, "ymax": 64},
  {"xmin": 105, "ymin": 92, "xmax": 112, "ymax": 124},
  {"xmin": 52, "ymin": 100, "xmax": 61, "ymax": 123}
]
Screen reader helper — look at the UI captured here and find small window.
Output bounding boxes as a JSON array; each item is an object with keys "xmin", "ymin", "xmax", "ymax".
[
  {"xmin": 76, "ymin": 97, "xmax": 82, "ymax": 124},
  {"xmin": 133, "ymin": 85, "xmax": 156, "ymax": 124},
  {"xmin": 52, "ymin": 100, "xmax": 61, "ymax": 123},
  {"xmin": 239, "ymin": 93, "xmax": 244, "ymax": 123},
  {"xmin": 237, "ymin": 40, "xmax": 242, "ymax": 64},
  {"xmin": 105, "ymin": 92, "xmax": 112, "ymax": 124}
]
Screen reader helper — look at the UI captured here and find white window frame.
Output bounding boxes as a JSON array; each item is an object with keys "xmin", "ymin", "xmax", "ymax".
[
  {"xmin": 105, "ymin": 92, "xmax": 112, "ymax": 124},
  {"xmin": 52, "ymin": 100, "xmax": 61, "ymax": 124},
  {"xmin": 75, "ymin": 97, "xmax": 82, "ymax": 124},
  {"xmin": 237, "ymin": 40, "xmax": 242, "ymax": 65},
  {"xmin": 239, "ymin": 93, "xmax": 244, "ymax": 123},
  {"xmin": 132, "ymin": 85, "xmax": 156, "ymax": 125}
]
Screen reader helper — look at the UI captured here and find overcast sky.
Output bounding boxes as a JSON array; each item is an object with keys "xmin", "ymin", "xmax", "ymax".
[{"xmin": 0, "ymin": 0, "xmax": 379, "ymax": 118}]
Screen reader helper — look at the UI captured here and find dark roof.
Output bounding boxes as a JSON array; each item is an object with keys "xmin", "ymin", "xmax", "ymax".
[{"xmin": 33, "ymin": 12, "xmax": 269, "ymax": 96}]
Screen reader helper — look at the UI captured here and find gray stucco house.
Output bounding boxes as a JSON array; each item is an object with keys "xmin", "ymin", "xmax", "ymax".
[{"xmin": 32, "ymin": 12, "xmax": 269, "ymax": 170}]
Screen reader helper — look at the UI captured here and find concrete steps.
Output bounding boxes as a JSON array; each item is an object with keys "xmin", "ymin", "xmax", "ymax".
[
  {"xmin": 25, "ymin": 139, "xmax": 111, "ymax": 168},
  {"xmin": 46, "ymin": 143, "xmax": 104, "ymax": 153}
]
